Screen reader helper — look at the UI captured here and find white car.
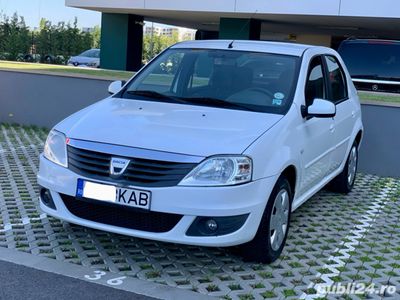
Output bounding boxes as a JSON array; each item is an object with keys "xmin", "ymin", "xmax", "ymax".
[
  {"xmin": 38, "ymin": 40, "xmax": 363, "ymax": 263},
  {"xmin": 68, "ymin": 49, "xmax": 100, "ymax": 68}
]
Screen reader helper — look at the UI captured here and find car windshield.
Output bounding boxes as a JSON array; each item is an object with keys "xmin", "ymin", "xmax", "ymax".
[
  {"xmin": 339, "ymin": 42, "xmax": 400, "ymax": 80},
  {"xmin": 120, "ymin": 48, "xmax": 300, "ymax": 114},
  {"xmin": 80, "ymin": 49, "xmax": 100, "ymax": 58}
]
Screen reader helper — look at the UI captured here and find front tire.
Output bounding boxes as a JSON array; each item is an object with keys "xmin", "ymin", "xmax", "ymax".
[
  {"xmin": 239, "ymin": 176, "xmax": 292, "ymax": 263},
  {"xmin": 329, "ymin": 141, "xmax": 358, "ymax": 194}
]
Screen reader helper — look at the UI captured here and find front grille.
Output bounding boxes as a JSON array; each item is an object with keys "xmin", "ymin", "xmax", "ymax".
[
  {"xmin": 67, "ymin": 145, "xmax": 197, "ymax": 187},
  {"xmin": 60, "ymin": 194, "xmax": 183, "ymax": 233}
]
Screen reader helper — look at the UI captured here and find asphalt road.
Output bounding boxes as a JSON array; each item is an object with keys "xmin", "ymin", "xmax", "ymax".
[{"xmin": 0, "ymin": 260, "xmax": 156, "ymax": 300}]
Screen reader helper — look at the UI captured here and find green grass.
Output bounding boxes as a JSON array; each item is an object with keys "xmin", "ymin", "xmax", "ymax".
[
  {"xmin": 358, "ymin": 91, "xmax": 400, "ymax": 104},
  {"xmin": 0, "ymin": 60, "xmax": 133, "ymax": 80}
]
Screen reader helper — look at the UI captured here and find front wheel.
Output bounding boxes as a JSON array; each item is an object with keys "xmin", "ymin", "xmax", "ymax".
[
  {"xmin": 329, "ymin": 141, "xmax": 358, "ymax": 194},
  {"xmin": 239, "ymin": 176, "xmax": 292, "ymax": 263}
]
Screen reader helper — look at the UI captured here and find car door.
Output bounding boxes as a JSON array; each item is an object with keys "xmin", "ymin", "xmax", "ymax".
[
  {"xmin": 322, "ymin": 55, "xmax": 358, "ymax": 173},
  {"xmin": 298, "ymin": 55, "xmax": 336, "ymax": 195}
]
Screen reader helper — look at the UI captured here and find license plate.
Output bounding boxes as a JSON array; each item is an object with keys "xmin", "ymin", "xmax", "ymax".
[{"xmin": 76, "ymin": 179, "xmax": 151, "ymax": 210}]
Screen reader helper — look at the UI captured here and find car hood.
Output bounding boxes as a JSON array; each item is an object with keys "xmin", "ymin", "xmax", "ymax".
[{"xmin": 55, "ymin": 98, "xmax": 283, "ymax": 157}]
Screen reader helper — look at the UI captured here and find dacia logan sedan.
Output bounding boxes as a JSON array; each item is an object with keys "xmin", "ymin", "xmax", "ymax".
[{"xmin": 38, "ymin": 40, "xmax": 363, "ymax": 263}]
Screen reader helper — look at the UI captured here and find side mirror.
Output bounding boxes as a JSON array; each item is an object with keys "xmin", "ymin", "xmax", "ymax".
[
  {"xmin": 108, "ymin": 80, "xmax": 125, "ymax": 95},
  {"xmin": 301, "ymin": 99, "xmax": 336, "ymax": 118}
]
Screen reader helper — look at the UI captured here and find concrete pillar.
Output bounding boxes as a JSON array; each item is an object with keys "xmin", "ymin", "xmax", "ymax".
[
  {"xmin": 100, "ymin": 13, "xmax": 143, "ymax": 71},
  {"xmin": 219, "ymin": 18, "xmax": 261, "ymax": 40}
]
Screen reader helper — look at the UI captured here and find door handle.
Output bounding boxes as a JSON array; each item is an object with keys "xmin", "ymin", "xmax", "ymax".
[
  {"xmin": 329, "ymin": 124, "xmax": 335, "ymax": 132},
  {"xmin": 351, "ymin": 111, "xmax": 355, "ymax": 118}
]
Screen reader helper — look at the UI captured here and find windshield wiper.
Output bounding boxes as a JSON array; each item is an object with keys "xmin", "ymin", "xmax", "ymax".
[
  {"xmin": 122, "ymin": 92, "xmax": 256, "ymax": 111},
  {"xmin": 180, "ymin": 97, "xmax": 256, "ymax": 112},
  {"xmin": 124, "ymin": 90, "xmax": 187, "ymax": 103}
]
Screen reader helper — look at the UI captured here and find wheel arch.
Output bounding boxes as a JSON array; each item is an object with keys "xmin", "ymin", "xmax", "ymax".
[
  {"xmin": 355, "ymin": 130, "xmax": 363, "ymax": 147},
  {"xmin": 281, "ymin": 165, "xmax": 297, "ymax": 199}
]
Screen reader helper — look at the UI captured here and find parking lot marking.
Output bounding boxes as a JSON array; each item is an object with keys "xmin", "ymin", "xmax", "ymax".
[{"xmin": 301, "ymin": 180, "xmax": 395, "ymax": 299}]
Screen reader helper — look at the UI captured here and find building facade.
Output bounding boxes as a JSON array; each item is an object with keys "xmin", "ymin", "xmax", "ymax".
[{"xmin": 66, "ymin": 0, "xmax": 400, "ymax": 71}]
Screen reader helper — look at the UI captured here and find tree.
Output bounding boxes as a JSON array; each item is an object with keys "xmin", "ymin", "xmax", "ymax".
[
  {"xmin": 0, "ymin": 12, "xmax": 100, "ymax": 64},
  {"xmin": 91, "ymin": 25, "xmax": 101, "ymax": 48},
  {"xmin": 143, "ymin": 33, "xmax": 179, "ymax": 63},
  {"xmin": 35, "ymin": 17, "xmax": 95, "ymax": 62},
  {"xmin": 0, "ymin": 13, "xmax": 30, "ymax": 60},
  {"xmin": 35, "ymin": 18, "xmax": 52, "ymax": 60}
]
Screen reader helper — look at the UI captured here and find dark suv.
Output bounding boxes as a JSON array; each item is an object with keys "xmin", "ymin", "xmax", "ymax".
[{"xmin": 338, "ymin": 39, "xmax": 400, "ymax": 93}]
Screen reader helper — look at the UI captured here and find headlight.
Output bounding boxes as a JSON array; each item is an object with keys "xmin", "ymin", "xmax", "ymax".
[
  {"xmin": 44, "ymin": 130, "xmax": 68, "ymax": 167},
  {"xmin": 179, "ymin": 156, "xmax": 252, "ymax": 186}
]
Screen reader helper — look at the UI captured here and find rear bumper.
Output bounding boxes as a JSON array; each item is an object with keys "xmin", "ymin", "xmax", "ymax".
[{"xmin": 353, "ymin": 79, "xmax": 400, "ymax": 93}]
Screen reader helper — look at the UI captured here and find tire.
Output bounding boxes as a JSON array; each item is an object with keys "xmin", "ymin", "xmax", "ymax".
[
  {"xmin": 329, "ymin": 141, "xmax": 358, "ymax": 194},
  {"xmin": 23, "ymin": 54, "xmax": 33, "ymax": 62},
  {"xmin": 239, "ymin": 176, "xmax": 292, "ymax": 263},
  {"xmin": 44, "ymin": 55, "xmax": 54, "ymax": 64}
]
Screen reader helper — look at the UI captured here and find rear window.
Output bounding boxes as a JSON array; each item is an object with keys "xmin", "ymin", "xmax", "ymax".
[{"xmin": 338, "ymin": 41, "xmax": 400, "ymax": 80}]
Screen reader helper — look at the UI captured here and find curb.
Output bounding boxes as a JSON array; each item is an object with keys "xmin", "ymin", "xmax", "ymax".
[
  {"xmin": 360, "ymin": 100, "xmax": 400, "ymax": 108},
  {"xmin": 0, "ymin": 247, "xmax": 212, "ymax": 300},
  {"xmin": 0, "ymin": 67, "xmax": 132, "ymax": 82}
]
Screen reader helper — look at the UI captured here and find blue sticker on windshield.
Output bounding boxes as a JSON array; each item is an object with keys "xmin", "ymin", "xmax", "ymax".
[
  {"xmin": 272, "ymin": 99, "xmax": 283, "ymax": 106},
  {"xmin": 274, "ymin": 92, "xmax": 285, "ymax": 100}
]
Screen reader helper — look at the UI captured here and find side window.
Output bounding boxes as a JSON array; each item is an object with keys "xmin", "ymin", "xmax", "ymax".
[
  {"xmin": 189, "ymin": 53, "xmax": 213, "ymax": 89},
  {"xmin": 324, "ymin": 55, "xmax": 348, "ymax": 103},
  {"xmin": 305, "ymin": 56, "xmax": 326, "ymax": 107},
  {"xmin": 138, "ymin": 52, "xmax": 184, "ymax": 93}
]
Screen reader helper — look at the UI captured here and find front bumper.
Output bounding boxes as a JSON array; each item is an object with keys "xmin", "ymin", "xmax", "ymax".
[{"xmin": 37, "ymin": 155, "xmax": 278, "ymax": 247}]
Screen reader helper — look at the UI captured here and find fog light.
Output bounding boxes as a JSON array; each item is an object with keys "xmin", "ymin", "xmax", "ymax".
[
  {"xmin": 40, "ymin": 188, "xmax": 56, "ymax": 209},
  {"xmin": 206, "ymin": 219, "xmax": 218, "ymax": 231},
  {"xmin": 186, "ymin": 214, "xmax": 249, "ymax": 237}
]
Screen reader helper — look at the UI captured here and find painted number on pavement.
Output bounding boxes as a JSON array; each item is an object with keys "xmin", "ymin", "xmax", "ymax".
[{"xmin": 84, "ymin": 271, "xmax": 126, "ymax": 286}]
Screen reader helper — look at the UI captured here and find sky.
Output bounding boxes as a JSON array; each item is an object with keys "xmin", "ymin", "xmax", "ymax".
[{"xmin": 0, "ymin": 0, "xmax": 101, "ymax": 28}]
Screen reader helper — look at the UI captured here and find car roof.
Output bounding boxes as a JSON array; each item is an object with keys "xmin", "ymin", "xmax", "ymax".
[{"xmin": 171, "ymin": 40, "xmax": 317, "ymax": 57}]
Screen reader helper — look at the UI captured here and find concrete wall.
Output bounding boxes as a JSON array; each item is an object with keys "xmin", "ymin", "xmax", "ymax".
[
  {"xmin": 0, "ymin": 70, "xmax": 399, "ymax": 178},
  {"xmin": 358, "ymin": 105, "xmax": 400, "ymax": 178},
  {"xmin": 0, "ymin": 70, "xmax": 111, "ymax": 128}
]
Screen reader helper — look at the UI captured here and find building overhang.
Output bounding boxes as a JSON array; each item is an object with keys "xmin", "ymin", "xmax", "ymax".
[{"xmin": 66, "ymin": 0, "xmax": 400, "ymax": 38}]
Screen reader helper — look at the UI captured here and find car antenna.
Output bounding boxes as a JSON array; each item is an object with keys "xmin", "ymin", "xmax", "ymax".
[{"xmin": 227, "ymin": 10, "xmax": 258, "ymax": 49}]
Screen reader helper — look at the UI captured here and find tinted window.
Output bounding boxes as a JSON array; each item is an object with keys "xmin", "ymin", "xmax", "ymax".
[
  {"xmin": 80, "ymin": 49, "xmax": 100, "ymax": 58},
  {"xmin": 305, "ymin": 56, "xmax": 326, "ymax": 106},
  {"xmin": 339, "ymin": 41, "xmax": 400, "ymax": 80},
  {"xmin": 122, "ymin": 49, "xmax": 300, "ymax": 114},
  {"xmin": 324, "ymin": 55, "xmax": 347, "ymax": 103}
]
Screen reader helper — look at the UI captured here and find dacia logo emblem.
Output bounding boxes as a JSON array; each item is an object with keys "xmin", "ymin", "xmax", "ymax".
[{"xmin": 110, "ymin": 157, "xmax": 130, "ymax": 177}]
